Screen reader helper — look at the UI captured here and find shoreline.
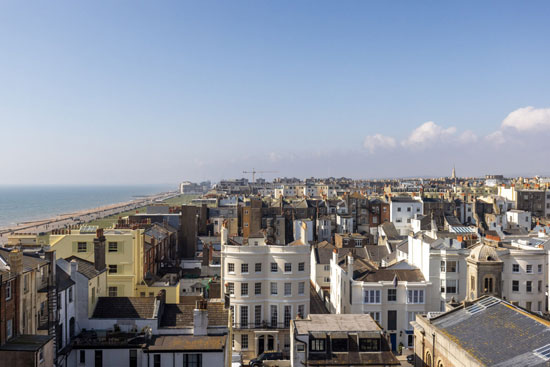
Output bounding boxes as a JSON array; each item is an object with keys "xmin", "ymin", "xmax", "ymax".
[{"xmin": 0, "ymin": 190, "xmax": 179, "ymax": 243}]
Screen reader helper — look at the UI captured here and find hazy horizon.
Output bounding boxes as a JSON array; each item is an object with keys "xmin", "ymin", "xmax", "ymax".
[{"xmin": 1, "ymin": 1, "xmax": 550, "ymax": 184}]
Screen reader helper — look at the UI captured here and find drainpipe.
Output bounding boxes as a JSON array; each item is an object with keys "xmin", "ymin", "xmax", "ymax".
[
  {"xmin": 432, "ymin": 332, "xmax": 436, "ymax": 366},
  {"xmin": 420, "ymin": 330, "xmax": 425, "ymax": 367},
  {"xmin": 293, "ymin": 328, "xmax": 308, "ymax": 367}
]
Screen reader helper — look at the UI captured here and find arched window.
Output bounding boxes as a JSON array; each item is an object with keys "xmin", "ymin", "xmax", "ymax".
[
  {"xmin": 437, "ymin": 360, "xmax": 444, "ymax": 367},
  {"xmin": 483, "ymin": 276, "xmax": 494, "ymax": 293},
  {"xmin": 425, "ymin": 351, "xmax": 432, "ymax": 367}
]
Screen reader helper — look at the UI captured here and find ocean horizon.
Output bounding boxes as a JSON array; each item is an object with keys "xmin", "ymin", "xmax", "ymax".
[{"xmin": 0, "ymin": 184, "xmax": 174, "ymax": 228}]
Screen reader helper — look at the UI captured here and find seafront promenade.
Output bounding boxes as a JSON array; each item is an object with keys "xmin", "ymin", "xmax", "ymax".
[{"xmin": 0, "ymin": 191, "xmax": 178, "ymax": 245}]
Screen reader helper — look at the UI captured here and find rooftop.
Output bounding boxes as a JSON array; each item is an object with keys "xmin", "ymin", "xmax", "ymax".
[
  {"xmin": 0, "ymin": 335, "xmax": 53, "ymax": 352},
  {"xmin": 65, "ymin": 256, "xmax": 106, "ymax": 279},
  {"xmin": 160, "ymin": 302, "xmax": 228, "ymax": 328},
  {"xmin": 426, "ymin": 296, "xmax": 550, "ymax": 367},
  {"xmin": 147, "ymin": 335, "xmax": 226, "ymax": 352},
  {"xmin": 294, "ymin": 314, "xmax": 381, "ymax": 334},
  {"xmin": 92, "ymin": 297, "xmax": 158, "ymax": 319},
  {"xmin": 56, "ymin": 265, "xmax": 75, "ymax": 292}
]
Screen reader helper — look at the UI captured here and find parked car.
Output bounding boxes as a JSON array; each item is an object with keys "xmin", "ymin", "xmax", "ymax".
[
  {"xmin": 250, "ymin": 351, "xmax": 284, "ymax": 367},
  {"xmin": 407, "ymin": 354, "xmax": 415, "ymax": 363}
]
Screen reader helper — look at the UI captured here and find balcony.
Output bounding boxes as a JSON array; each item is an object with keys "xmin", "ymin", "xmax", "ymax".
[
  {"xmin": 233, "ymin": 321, "xmax": 289, "ymax": 330},
  {"xmin": 73, "ymin": 330, "xmax": 148, "ymax": 347}
]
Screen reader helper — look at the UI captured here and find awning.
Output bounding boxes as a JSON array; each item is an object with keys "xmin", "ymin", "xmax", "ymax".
[
  {"xmin": 329, "ymin": 332, "xmax": 348, "ymax": 339},
  {"xmin": 357, "ymin": 331, "xmax": 381, "ymax": 338},
  {"xmin": 309, "ymin": 332, "xmax": 327, "ymax": 339}
]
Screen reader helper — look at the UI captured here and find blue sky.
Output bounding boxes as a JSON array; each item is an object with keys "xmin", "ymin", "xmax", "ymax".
[{"xmin": 1, "ymin": 1, "xmax": 550, "ymax": 184}]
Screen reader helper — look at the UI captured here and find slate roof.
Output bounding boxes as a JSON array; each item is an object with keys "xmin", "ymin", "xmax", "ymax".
[
  {"xmin": 445, "ymin": 215, "xmax": 463, "ymax": 227},
  {"xmin": 160, "ymin": 302, "xmax": 228, "ymax": 328},
  {"xmin": 65, "ymin": 256, "xmax": 106, "ymax": 279},
  {"xmin": 309, "ymin": 284, "xmax": 329, "ymax": 314},
  {"xmin": 148, "ymin": 335, "xmax": 226, "ymax": 352},
  {"xmin": 390, "ymin": 196, "xmax": 418, "ymax": 203},
  {"xmin": 365, "ymin": 245, "xmax": 390, "ymax": 263},
  {"xmin": 92, "ymin": 297, "xmax": 157, "ymax": 319},
  {"xmin": 345, "ymin": 256, "xmax": 425, "ymax": 283},
  {"xmin": 56, "ymin": 265, "xmax": 75, "ymax": 292},
  {"xmin": 429, "ymin": 297, "xmax": 550, "ymax": 367},
  {"xmin": 0, "ymin": 249, "xmax": 49, "ymax": 273},
  {"xmin": 307, "ymin": 351, "xmax": 400, "ymax": 366},
  {"xmin": 396, "ymin": 240, "xmax": 408, "ymax": 254},
  {"xmin": 314, "ymin": 247, "xmax": 334, "ymax": 265},
  {"xmin": 380, "ymin": 222, "xmax": 401, "ymax": 240}
]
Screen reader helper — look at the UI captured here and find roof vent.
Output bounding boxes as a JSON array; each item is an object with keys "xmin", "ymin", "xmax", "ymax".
[
  {"xmin": 534, "ymin": 344, "xmax": 550, "ymax": 360},
  {"xmin": 465, "ymin": 297, "xmax": 501, "ymax": 315}
]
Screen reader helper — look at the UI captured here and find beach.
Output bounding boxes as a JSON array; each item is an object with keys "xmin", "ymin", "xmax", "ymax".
[{"xmin": 0, "ymin": 190, "xmax": 178, "ymax": 245}]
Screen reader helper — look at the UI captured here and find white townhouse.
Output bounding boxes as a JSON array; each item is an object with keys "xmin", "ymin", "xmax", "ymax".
[
  {"xmin": 310, "ymin": 243, "xmax": 334, "ymax": 300},
  {"xmin": 407, "ymin": 232, "xmax": 469, "ymax": 312},
  {"xmin": 316, "ymin": 216, "xmax": 332, "ymax": 242},
  {"xmin": 293, "ymin": 219, "xmax": 314, "ymax": 243},
  {"xmin": 407, "ymin": 229, "xmax": 550, "ymax": 313},
  {"xmin": 506, "ymin": 209, "xmax": 532, "ymax": 232},
  {"xmin": 390, "ymin": 197, "xmax": 423, "ymax": 235},
  {"xmin": 497, "ymin": 238, "xmax": 549, "ymax": 312},
  {"xmin": 55, "ymin": 265, "xmax": 77, "ymax": 367},
  {"xmin": 329, "ymin": 252, "xmax": 430, "ymax": 350},
  {"xmin": 221, "ymin": 223, "xmax": 310, "ymax": 361}
]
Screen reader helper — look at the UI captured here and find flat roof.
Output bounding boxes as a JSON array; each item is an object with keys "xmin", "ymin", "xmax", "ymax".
[
  {"xmin": 147, "ymin": 335, "xmax": 226, "ymax": 352},
  {"xmin": 0, "ymin": 335, "xmax": 53, "ymax": 351},
  {"xmin": 294, "ymin": 314, "xmax": 381, "ymax": 335}
]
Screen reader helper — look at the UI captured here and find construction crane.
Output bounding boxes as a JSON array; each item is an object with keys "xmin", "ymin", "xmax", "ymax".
[{"xmin": 243, "ymin": 168, "xmax": 278, "ymax": 183}]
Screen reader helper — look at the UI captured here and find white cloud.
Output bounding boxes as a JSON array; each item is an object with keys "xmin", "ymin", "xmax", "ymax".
[
  {"xmin": 457, "ymin": 130, "xmax": 478, "ymax": 143},
  {"xmin": 484, "ymin": 130, "xmax": 506, "ymax": 145},
  {"xmin": 401, "ymin": 121, "xmax": 456, "ymax": 148},
  {"xmin": 363, "ymin": 134, "xmax": 397, "ymax": 154},
  {"xmin": 269, "ymin": 152, "xmax": 283, "ymax": 162},
  {"xmin": 502, "ymin": 106, "xmax": 550, "ymax": 131}
]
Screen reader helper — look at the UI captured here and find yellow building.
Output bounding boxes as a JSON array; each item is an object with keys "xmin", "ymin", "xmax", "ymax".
[
  {"xmin": 45, "ymin": 226, "xmax": 181, "ymax": 302},
  {"xmin": 48, "ymin": 226, "xmax": 144, "ymax": 298}
]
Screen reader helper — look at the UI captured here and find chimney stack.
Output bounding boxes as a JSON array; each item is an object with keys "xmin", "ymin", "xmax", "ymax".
[
  {"xmin": 70, "ymin": 259, "xmax": 78, "ymax": 281},
  {"xmin": 94, "ymin": 229, "xmax": 106, "ymax": 272},
  {"xmin": 220, "ymin": 220, "xmax": 228, "ymax": 247},
  {"xmin": 202, "ymin": 244, "xmax": 209, "ymax": 267},
  {"xmin": 301, "ymin": 221, "xmax": 308, "ymax": 245},
  {"xmin": 8, "ymin": 250, "xmax": 23, "ymax": 275},
  {"xmin": 193, "ymin": 299, "xmax": 208, "ymax": 336}
]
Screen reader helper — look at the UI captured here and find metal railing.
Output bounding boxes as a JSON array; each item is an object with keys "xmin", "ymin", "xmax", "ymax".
[{"xmin": 233, "ymin": 321, "xmax": 290, "ymax": 329}]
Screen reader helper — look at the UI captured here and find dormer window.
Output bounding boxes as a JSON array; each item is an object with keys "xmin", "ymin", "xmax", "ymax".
[{"xmin": 359, "ymin": 338, "xmax": 380, "ymax": 352}]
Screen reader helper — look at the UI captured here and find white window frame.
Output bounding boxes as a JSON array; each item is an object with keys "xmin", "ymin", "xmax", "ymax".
[
  {"xmin": 364, "ymin": 290, "xmax": 381, "ymax": 304},
  {"xmin": 284, "ymin": 283, "xmax": 292, "ymax": 296},
  {"xmin": 407, "ymin": 290, "xmax": 424, "ymax": 304}
]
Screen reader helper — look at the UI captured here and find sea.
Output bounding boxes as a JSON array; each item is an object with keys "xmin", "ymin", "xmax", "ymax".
[{"xmin": 0, "ymin": 185, "xmax": 174, "ymax": 228}]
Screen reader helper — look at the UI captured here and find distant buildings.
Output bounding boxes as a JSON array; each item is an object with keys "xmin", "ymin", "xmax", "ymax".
[{"xmin": 5, "ymin": 173, "xmax": 550, "ymax": 365}]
